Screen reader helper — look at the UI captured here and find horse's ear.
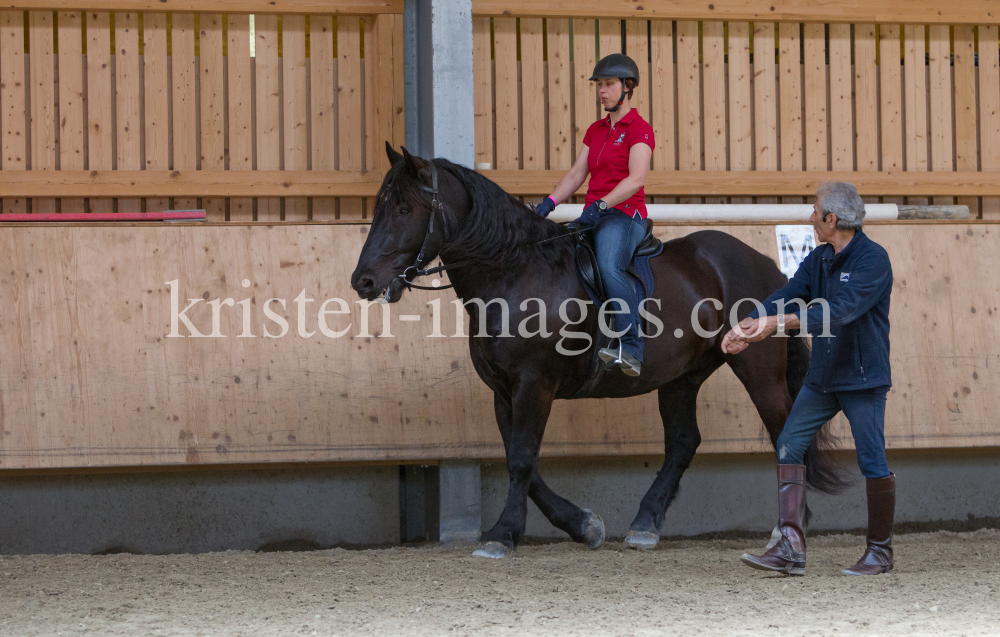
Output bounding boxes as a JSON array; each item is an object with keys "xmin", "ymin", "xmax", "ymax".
[
  {"xmin": 385, "ymin": 142, "xmax": 403, "ymax": 167},
  {"xmin": 400, "ymin": 146, "xmax": 425, "ymax": 177}
]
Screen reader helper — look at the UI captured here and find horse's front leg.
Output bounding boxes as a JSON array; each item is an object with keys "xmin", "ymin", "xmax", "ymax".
[{"xmin": 474, "ymin": 375, "xmax": 556, "ymax": 558}]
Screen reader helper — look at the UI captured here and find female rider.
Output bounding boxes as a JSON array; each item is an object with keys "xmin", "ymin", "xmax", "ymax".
[{"xmin": 534, "ymin": 53, "xmax": 655, "ymax": 377}]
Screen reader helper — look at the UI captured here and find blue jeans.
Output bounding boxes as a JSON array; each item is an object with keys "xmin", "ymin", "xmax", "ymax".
[
  {"xmin": 777, "ymin": 385, "xmax": 891, "ymax": 479},
  {"xmin": 593, "ymin": 209, "xmax": 646, "ymax": 361}
]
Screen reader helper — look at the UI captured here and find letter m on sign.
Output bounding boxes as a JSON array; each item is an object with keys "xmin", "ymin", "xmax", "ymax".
[{"xmin": 775, "ymin": 225, "xmax": 816, "ymax": 279}]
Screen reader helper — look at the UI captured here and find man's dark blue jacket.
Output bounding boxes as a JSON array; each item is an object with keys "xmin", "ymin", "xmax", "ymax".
[{"xmin": 749, "ymin": 229, "xmax": 892, "ymax": 392}]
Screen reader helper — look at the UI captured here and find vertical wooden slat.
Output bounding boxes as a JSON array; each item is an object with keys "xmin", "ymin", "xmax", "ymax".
[
  {"xmin": 227, "ymin": 14, "xmax": 253, "ymax": 221},
  {"xmin": 904, "ymin": 24, "xmax": 929, "ymax": 204},
  {"xmin": 598, "ymin": 19, "xmax": 620, "ymax": 57},
  {"xmin": 494, "ymin": 17, "xmax": 519, "ymax": 169},
  {"xmin": 371, "ymin": 13, "xmax": 404, "ymax": 175},
  {"xmin": 171, "ymin": 13, "xmax": 198, "ymax": 211},
  {"xmin": 753, "ymin": 21, "xmax": 777, "ymax": 204},
  {"xmin": 337, "ymin": 16, "xmax": 364, "ymax": 219},
  {"xmin": 928, "ymin": 25, "xmax": 953, "ymax": 205},
  {"xmin": 58, "ymin": 12, "xmax": 85, "ymax": 214},
  {"xmin": 803, "ymin": 23, "xmax": 827, "ymax": 173},
  {"xmin": 702, "ymin": 21, "xmax": 726, "ymax": 203},
  {"xmin": 473, "ymin": 17, "xmax": 494, "ymax": 169},
  {"xmin": 953, "ymin": 25, "xmax": 978, "ymax": 217},
  {"xmin": 143, "ymin": 12, "xmax": 169, "ymax": 213},
  {"xmin": 254, "ymin": 14, "xmax": 281, "ymax": 220},
  {"xmin": 625, "ymin": 19, "xmax": 649, "ymax": 125},
  {"xmin": 86, "ymin": 12, "xmax": 113, "ymax": 214},
  {"xmin": 283, "ymin": 14, "xmax": 308, "ymax": 221},
  {"xmin": 828, "ymin": 23, "xmax": 852, "ymax": 171},
  {"xmin": 675, "ymin": 21, "xmax": 699, "ymax": 173},
  {"xmin": 778, "ymin": 21, "xmax": 803, "ymax": 203},
  {"xmin": 572, "ymin": 18, "xmax": 597, "ymax": 161},
  {"xmin": 520, "ymin": 18, "xmax": 544, "ymax": 170},
  {"xmin": 650, "ymin": 19, "xmax": 675, "ymax": 203},
  {"xmin": 547, "ymin": 18, "xmax": 572, "ymax": 170},
  {"xmin": 728, "ymin": 21, "xmax": 752, "ymax": 204},
  {"xmin": 199, "ymin": 14, "xmax": 226, "ymax": 221},
  {"xmin": 1, "ymin": 10, "xmax": 28, "ymax": 214},
  {"xmin": 29, "ymin": 11, "xmax": 56, "ymax": 214},
  {"xmin": 114, "ymin": 12, "xmax": 141, "ymax": 212},
  {"xmin": 310, "ymin": 15, "xmax": 335, "ymax": 220},
  {"xmin": 879, "ymin": 25, "xmax": 903, "ymax": 181},
  {"xmin": 854, "ymin": 23, "xmax": 878, "ymax": 204},
  {"xmin": 980, "ymin": 26, "xmax": 1000, "ymax": 219},
  {"xmin": 363, "ymin": 16, "xmax": 376, "ymax": 219}
]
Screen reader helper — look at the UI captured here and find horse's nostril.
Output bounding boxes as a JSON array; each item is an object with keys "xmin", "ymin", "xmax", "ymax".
[{"xmin": 356, "ymin": 277, "xmax": 375, "ymax": 293}]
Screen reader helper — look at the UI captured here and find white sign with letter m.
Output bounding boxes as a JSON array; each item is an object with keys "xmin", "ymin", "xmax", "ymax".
[{"xmin": 775, "ymin": 225, "xmax": 816, "ymax": 279}]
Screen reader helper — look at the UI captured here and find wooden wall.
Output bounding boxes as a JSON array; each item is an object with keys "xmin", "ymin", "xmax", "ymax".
[
  {"xmin": 0, "ymin": 3, "xmax": 405, "ymax": 220},
  {"xmin": 1, "ymin": 221, "xmax": 999, "ymax": 470},
  {"xmin": 471, "ymin": 14, "xmax": 1000, "ymax": 215}
]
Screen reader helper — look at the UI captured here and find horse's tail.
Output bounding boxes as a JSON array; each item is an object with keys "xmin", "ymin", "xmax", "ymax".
[{"xmin": 785, "ymin": 333, "xmax": 849, "ymax": 495}]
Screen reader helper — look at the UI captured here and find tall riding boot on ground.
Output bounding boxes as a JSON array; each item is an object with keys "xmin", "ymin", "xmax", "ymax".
[
  {"xmin": 842, "ymin": 473, "xmax": 895, "ymax": 575},
  {"xmin": 740, "ymin": 464, "xmax": 807, "ymax": 576}
]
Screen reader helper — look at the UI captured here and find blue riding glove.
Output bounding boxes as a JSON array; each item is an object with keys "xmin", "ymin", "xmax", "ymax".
[
  {"xmin": 535, "ymin": 196, "xmax": 556, "ymax": 218},
  {"xmin": 572, "ymin": 202, "xmax": 602, "ymax": 228}
]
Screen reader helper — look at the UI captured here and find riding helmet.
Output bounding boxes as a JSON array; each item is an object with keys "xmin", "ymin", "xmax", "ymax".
[{"xmin": 590, "ymin": 53, "xmax": 640, "ymax": 85}]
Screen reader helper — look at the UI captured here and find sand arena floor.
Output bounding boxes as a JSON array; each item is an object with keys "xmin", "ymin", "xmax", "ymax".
[{"xmin": 1, "ymin": 529, "xmax": 998, "ymax": 637}]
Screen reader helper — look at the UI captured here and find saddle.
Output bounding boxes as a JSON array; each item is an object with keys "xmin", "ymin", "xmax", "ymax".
[{"xmin": 567, "ymin": 218, "xmax": 664, "ymax": 399}]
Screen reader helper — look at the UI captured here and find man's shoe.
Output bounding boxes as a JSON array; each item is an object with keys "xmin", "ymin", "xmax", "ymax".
[
  {"xmin": 598, "ymin": 347, "xmax": 641, "ymax": 377},
  {"xmin": 740, "ymin": 464, "xmax": 807, "ymax": 576},
  {"xmin": 842, "ymin": 473, "xmax": 895, "ymax": 576}
]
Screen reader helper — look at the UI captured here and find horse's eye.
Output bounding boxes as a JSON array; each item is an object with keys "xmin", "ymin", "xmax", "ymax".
[{"xmin": 399, "ymin": 206, "xmax": 411, "ymax": 215}]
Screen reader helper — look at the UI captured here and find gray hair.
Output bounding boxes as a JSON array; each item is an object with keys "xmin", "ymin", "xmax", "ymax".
[{"xmin": 815, "ymin": 181, "xmax": 865, "ymax": 230}]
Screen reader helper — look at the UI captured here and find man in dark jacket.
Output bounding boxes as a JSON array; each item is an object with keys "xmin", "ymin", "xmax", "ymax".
[{"xmin": 721, "ymin": 181, "xmax": 894, "ymax": 577}]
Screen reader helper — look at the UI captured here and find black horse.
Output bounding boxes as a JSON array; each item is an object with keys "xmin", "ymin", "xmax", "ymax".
[{"xmin": 352, "ymin": 145, "xmax": 841, "ymax": 557}]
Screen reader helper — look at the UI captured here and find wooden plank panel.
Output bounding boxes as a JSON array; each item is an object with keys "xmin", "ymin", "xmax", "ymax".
[
  {"xmin": 7, "ymin": 0, "xmax": 405, "ymax": 15},
  {"xmin": 953, "ymin": 25, "xmax": 978, "ymax": 217},
  {"xmin": 598, "ymin": 18, "xmax": 620, "ymax": 57},
  {"xmin": 57, "ymin": 11, "xmax": 85, "ymax": 215},
  {"xmin": 675, "ymin": 21, "xmax": 699, "ymax": 173},
  {"xmin": 282, "ymin": 14, "xmax": 308, "ymax": 221},
  {"xmin": 828, "ymin": 22, "xmax": 852, "ymax": 171},
  {"xmin": 572, "ymin": 18, "xmax": 597, "ymax": 161},
  {"xmin": 981, "ymin": 26, "xmax": 1000, "ymax": 219},
  {"xmin": 227, "ymin": 14, "xmax": 253, "ymax": 221},
  {"xmin": 778, "ymin": 21, "xmax": 803, "ymax": 204},
  {"xmin": 472, "ymin": 16, "xmax": 494, "ymax": 169},
  {"xmin": 547, "ymin": 18, "xmax": 572, "ymax": 170},
  {"xmin": 493, "ymin": 17, "xmax": 518, "ymax": 169},
  {"xmin": 702, "ymin": 21, "xmax": 725, "ymax": 178},
  {"xmin": 802, "ymin": 22, "xmax": 827, "ymax": 172},
  {"xmin": 1, "ymin": 10, "xmax": 28, "ymax": 214},
  {"xmin": 29, "ymin": 11, "xmax": 56, "ymax": 214},
  {"xmin": 198, "ymin": 13, "xmax": 226, "ymax": 221},
  {"xmin": 624, "ymin": 19, "xmax": 649, "ymax": 125},
  {"xmin": 85, "ymin": 11, "xmax": 112, "ymax": 214},
  {"xmin": 254, "ymin": 14, "xmax": 281, "ymax": 220},
  {"xmin": 337, "ymin": 15, "xmax": 363, "ymax": 219},
  {"xmin": 928, "ymin": 24, "xmax": 954, "ymax": 205},
  {"xmin": 520, "ymin": 18, "xmax": 544, "ymax": 170},
  {"xmin": 143, "ymin": 12, "xmax": 169, "ymax": 212},
  {"xmin": 728, "ymin": 21, "xmax": 752, "ymax": 189},
  {"xmin": 753, "ymin": 21, "xmax": 777, "ymax": 204},
  {"xmin": 879, "ymin": 24, "xmax": 903, "ymax": 175},
  {"xmin": 649, "ymin": 19, "xmax": 676, "ymax": 202},
  {"xmin": 170, "ymin": 13, "xmax": 197, "ymax": 211},
  {"xmin": 854, "ymin": 23, "xmax": 878, "ymax": 176},
  {"xmin": 114, "ymin": 12, "xmax": 141, "ymax": 212},
  {"xmin": 310, "ymin": 15, "xmax": 335, "ymax": 220},
  {"xmin": 904, "ymin": 24, "xmax": 929, "ymax": 205}
]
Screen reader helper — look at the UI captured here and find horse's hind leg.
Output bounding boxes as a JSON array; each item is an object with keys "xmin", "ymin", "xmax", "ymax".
[
  {"xmin": 624, "ymin": 374, "xmax": 707, "ymax": 550},
  {"xmin": 724, "ymin": 337, "xmax": 794, "ymax": 449},
  {"xmin": 478, "ymin": 392, "xmax": 604, "ymax": 557}
]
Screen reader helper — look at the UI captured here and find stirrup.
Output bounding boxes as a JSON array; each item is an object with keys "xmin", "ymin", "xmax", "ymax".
[{"xmin": 598, "ymin": 342, "xmax": 640, "ymax": 377}]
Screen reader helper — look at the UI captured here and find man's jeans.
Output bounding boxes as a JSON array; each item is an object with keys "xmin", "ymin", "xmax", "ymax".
[
  {"xmin": 777, "ymin": 385, "xmax": 891, "ymax": 479},
  {"xmin": 593, "ymin": 209, "xmax": 646, "ymax": 361}
]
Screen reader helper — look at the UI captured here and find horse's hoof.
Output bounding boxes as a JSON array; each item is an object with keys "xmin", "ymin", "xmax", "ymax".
[
  {"xmin": 623, "ymin": 530, "xmax": 659, "ymax": 550},
  {"xmin": 581, "ymin": 509, "xmax": 605, "ymax": 550},
  {"xmin": 472, "ymin": 541, "xmax": 512, "ymax": 559}
]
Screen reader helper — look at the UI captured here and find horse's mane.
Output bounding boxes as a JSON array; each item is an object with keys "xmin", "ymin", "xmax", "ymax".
[{"xmin": 430, "ymin": 159, "xmax": 576, "ymax": 269}]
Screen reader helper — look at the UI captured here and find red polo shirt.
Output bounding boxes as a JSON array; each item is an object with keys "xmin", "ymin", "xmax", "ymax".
[{"xmin": 582, "ymin": 108, "xmax": 655, "ymax": 218}]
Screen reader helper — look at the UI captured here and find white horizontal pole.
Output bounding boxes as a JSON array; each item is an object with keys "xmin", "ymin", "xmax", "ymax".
[{"xmin": 547, "ymin": 203, "xmax": 899, "ymax": 223}]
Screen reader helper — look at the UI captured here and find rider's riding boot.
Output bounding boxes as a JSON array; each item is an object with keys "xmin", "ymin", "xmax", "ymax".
[
  {"xmin": 842, "ymin": 473, "xmax": 895, "ymax": 576},
  {"xmin": 598, "ymin": 343, "xmax": 641, "ymax": 377},
  {"xmin": 740, "ymin": 464, "xmax": 807, "ymax": 576}
]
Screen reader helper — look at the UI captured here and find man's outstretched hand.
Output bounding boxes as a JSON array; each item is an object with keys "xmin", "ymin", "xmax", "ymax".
[{"xmin": 720, "ymin": 316, "xmax": 773, "ymax": 354}]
